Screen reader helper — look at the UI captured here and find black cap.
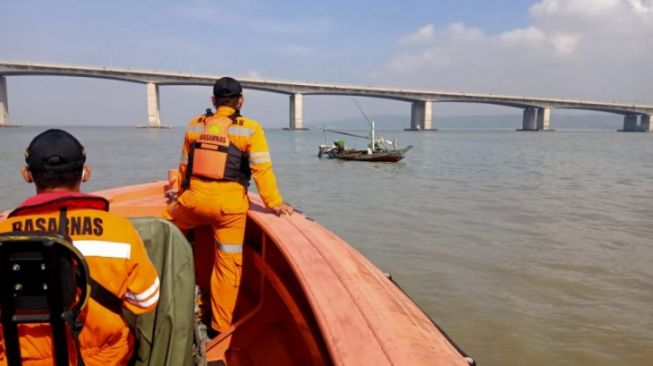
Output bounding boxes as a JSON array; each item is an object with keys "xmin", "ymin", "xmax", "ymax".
[
  {"xmin": 25, "ymin": 129, "xmax": 86, "ymax": 172},
  {"xmin": 213, "ymin": 77, "xmax": 242, "ymax": 98}
]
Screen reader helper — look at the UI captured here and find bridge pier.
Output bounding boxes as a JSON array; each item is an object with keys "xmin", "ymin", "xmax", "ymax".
[
  {"xmin": 139, "ymin": 82, "xmax": 165, "ymax": 128},
  {"xmin": 406, "ymin": 101, "xmax": 435, "ymax": 131},
  {"xmin": 620, "ymin": 114, "xmax": 639, "ymax": 132},
  {"xmin": 286, "ymin": 93, "xmax": 306, "ymax": 130},
  {"xmin": 146, "ymin": 82, "xmax": 161, "ymax": 127},
  {"xmin": 519, "ymin": 107, "xmax": 537, "ymax": 130},
  {"xmin": 519, "ymin": 107, "xmax": 552, "ymax": 131},
  {"xmin": 640, "ymin": 114, "xmax": 652, "ymax": 132},
  {"xmin": 536, "ymin": 107, "xmax": 552, "ymax": 131},
  {"xmin": 0, "ymin": 76, "xmax": 11, "ymax": 127}
]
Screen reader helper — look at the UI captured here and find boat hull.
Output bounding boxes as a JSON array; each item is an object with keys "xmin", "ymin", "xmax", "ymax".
[
  {"xmin": 319, "ymin": 145, "xmax": 413, "ymax": 162},
  {"xmin": 1, "ymin": 178, "xmax": 471, "ymax": 365}
]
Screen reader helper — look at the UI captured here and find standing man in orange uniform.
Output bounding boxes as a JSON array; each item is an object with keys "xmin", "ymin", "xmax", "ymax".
[
  {"xmin": 0, "ymin": 129, "xmax": 160, "ymax": 365},
  {"xmin": 168, "ymin": 77, "xmax": 293, "ymax": 335}
]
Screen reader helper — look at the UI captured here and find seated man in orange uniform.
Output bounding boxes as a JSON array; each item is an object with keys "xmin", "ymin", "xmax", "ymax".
[
  {"xmin": 0, "ymin": 129, "xmax": 160, "ymax": 365},
  {"xmin": 168, "ymin": 77, "xmax": 293, "ymax": 336}
]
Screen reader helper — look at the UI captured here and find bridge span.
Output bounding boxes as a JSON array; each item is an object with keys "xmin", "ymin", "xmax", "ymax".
[{"xmin": 1, "ymin": 61, "xmax": 652, "ymax": 131}]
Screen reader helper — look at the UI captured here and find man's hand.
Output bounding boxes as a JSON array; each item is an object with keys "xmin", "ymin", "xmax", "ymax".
[
  {"xmin": 165, "ymin": 189, "xmax": 177, "ymax": 204},
  {"xmin": 272, "ymin": 202, "xmax": 294, "ymax": 216}
]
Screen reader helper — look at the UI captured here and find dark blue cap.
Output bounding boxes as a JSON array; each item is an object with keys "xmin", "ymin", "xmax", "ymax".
[
  {"xmin": 213, "ymin": 77, "xmax": 242, "ymax": 98},
  {"xmin": 25, "ymin": 129, "xmax": 86, "ymax": 172}
]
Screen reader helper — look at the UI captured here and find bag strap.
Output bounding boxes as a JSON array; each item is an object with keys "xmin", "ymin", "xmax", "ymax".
[{"xmin": 89, "ymin": 278, "xmax": 125, "ymax": 316}]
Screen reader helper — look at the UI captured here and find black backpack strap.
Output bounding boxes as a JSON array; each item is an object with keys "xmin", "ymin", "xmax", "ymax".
[
  {"xmin": 61, "ymin": 310, "xmax": 85, "ymax": 366},
  {"xmin": 59, "ymin": 206, "xmax": 69, "ymax": 238},
  {"xmin": 89, "ymin": 278, "xmax": 124, "ymax": 316},
  {"xmin": 184, "ymin": 141, "xmax": 196, "ymax": 190},
  {"xmin": 58, "ymin": 207, "xmax": 89, "ymax": 365},
  {"xmin": 229, "ymin": 111, "xmax": 241, "ymax": 124}
]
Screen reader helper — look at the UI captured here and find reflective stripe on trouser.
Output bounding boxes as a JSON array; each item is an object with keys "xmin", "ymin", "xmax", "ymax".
[
  {"xmin": 165, "ymin": 190, "xmax": 247, "ymax": 333},
  {"xmin": 211, "ymin": 238, "xmax": 244, "ymax": 332}
]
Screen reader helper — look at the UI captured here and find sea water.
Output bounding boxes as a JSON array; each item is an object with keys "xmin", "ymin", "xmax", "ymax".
[{"xmin": 1, "ymin": 126, "xmax": 652, "ymax": 366}]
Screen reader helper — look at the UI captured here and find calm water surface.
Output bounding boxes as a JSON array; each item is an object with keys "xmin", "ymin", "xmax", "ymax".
[{"xmin": 1, "ymin": 126, "xmax": 652, "ymax": 366}]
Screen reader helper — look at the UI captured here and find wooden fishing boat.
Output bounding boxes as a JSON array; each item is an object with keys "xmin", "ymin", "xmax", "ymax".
[
  {"xmin": 317, "ymin": 124, "xmax": 413, "ymax": 163},
  {"xmin": 317, "ymin": 99, "xmax": 413, "ymax": 163},
  {"xmin": 1, "ymin": 172, "xmax": 474, "ymax": 365},
  {"xmin": 318, "ymin": 144, "xmax": 413, "ymax": 162}
]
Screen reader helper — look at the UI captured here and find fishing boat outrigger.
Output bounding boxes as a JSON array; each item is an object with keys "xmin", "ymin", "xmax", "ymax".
[{"xmin": 0, "ymin": 171, "xmax": 473, "ymax": 365}]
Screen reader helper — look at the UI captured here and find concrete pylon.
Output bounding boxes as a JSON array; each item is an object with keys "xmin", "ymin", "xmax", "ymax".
[
  {"xmin": 0, "ymin": 76, "xmax": 9, "ymax": 126},
  {"xmin": 621, "ymin": 114, "xmax": 639, "ymax": 132},
  {"xmin": 422, "ymin": 101, "xmax": 433, "ymax": 130},
  {"xmin": 288, "ymin": 93, "xmax": 305, "ymax": 130},
  {"xmin": 519, "ymin": 107, "xmax": 537, "ymax": 131},
  {"xmin": 407, "ymin": 101, "xmax": 435, "ymax": 131},
  {"xmin": 640, "ymin": 114, "xmax": 652, "ymax": 132},
  {"xmin": 145, "ymin": 82, "xmax": 161, "ymax": 128},
  {"xmin": 409, "ymin": 102, "xmax": 421, "ymax": 130},
  {"xmin": 536, "ymin": 107, "xmax": 552, "ymax": 131}
]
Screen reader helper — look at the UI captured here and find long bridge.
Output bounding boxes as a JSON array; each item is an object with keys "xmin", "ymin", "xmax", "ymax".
[{"xmin": 1, "ymin": 61, "xmax": 652, "ymax": 131}]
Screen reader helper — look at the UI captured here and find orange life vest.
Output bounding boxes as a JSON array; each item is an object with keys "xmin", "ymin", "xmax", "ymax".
[{"xmin": 187, "ymin": 113, "xmax": 251, "ymax": 185}]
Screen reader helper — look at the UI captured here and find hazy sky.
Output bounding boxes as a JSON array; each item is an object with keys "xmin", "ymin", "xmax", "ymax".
[{"xmin": 1, "ymin": 0, "xmax": 652, "ymax": 127}]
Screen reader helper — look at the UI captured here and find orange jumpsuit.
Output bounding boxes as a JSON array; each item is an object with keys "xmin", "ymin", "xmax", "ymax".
[
  {"xmin": 0, "ymin": 192, "xmax": 160, "ymax": 366},
  {"xmin": 168, "ymin": 106, "xmax": 283, "ymax": 332}
]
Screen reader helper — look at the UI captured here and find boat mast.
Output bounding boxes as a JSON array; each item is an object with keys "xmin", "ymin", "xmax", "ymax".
[
  {"xmin": 322, "ymin": 125, "xmax": 328, "ymax": 145},
  {"xmin": 370, "ymin": 121, "xmax": 375, "ymax": 152},
  {"xmin": 352, "ymin": 98, "xmax": 376, "ymax": 153}
]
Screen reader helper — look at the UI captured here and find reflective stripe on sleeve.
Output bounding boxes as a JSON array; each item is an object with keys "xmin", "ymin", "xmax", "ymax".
[
  {"xmin": 228, "ymin": 126, "xmax": 254, "ymax": 137},
  {"xmin": 217, "ymin": 241, "xmax": 243, "ymax": 254},
  {"xmin": 250, "ymin": 157, "xmax": 271, "ymax": 165},
  {"xmin": 188, "ymin": 124, "xmax": 204, "ymax": 133},
  {"xmin": 250, "ymin": 152, "xmax": 270, "ymax": 158},
  {"xmin": 250, "ymin": 152, "xmax": 271, "ymax": 165},
  {"xmin": 179, "ymin": 152, "xmax": 188, "ymax": 165},
  {"xmin": 126, "ymin": 278, "xmax": 160, "ymax": 308},
  {"xmin": 73, "ymin": 240, "xmax": 131, "ymax": 259}
]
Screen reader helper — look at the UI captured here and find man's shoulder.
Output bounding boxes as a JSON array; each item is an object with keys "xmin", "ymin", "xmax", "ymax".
[
  {"xmin": 74, "ymin": 209, "xmax": 139, "ymax": 236},
  {"xmin": 186, "ymin": 114, "xmax": 208, "ymax": 126},
  {"xmin": 183, "ymin": 114, "xmax": 209, "ymax": 135},
  {"xmin": 91, "ymin": 209, "xmax": 138, "ymax": 228},
  {"xmin": 235, "ymin": 115, "xmax": 262, "ymax": 129},
  {"xmin": 0, "ymin": 216, "xmax": 13, "ymax": 230}
]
